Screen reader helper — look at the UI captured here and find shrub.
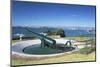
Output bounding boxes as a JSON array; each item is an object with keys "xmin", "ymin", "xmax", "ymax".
[
  {"xmin": 79, "ymin": 47, "xmax": 95, "ymax": 54},
  {"xmin": 56, "ymin": 29, "xmax": 65, "ymax": 37}
]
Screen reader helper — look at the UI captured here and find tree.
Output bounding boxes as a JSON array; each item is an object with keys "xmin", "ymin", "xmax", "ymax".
[
  {"xmin": 45, "ymin": 30, "xmax": 53, "ymax": 35},
  {"xmin": 56, "ymin": 29, "xmax": 65, "ymax": 37}
]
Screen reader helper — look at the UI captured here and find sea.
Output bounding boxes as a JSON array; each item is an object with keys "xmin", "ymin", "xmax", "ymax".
[{"xmin": 12, "ymin": 26, "xmax": 95, "ymax": 38}]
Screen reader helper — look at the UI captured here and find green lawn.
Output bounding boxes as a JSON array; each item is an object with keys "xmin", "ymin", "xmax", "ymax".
[
  {"xmin": 12, "ymin": 40, "xmax": 21, "ymax": 44},
  {"xmin": 64, "ymin": 37, "xmax": 90, "ymax": 41},
  {"xmin": 12, "ymin": 36, "xmax": 90, "ymax": 44},
  {"xmin": 12, "ymin": 52, "xmax": 95, "ymax": 66}
]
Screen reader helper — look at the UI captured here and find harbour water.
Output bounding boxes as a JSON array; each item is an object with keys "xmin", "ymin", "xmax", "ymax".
[{"xmin": 12, "ymin": 26, "xmax": 95, "ymax": 38}]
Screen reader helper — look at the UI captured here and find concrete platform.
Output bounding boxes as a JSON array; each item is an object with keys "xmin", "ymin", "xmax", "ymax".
[{"xmin": 12, "ymin": 39, "xmax": 87, "ymax": 58}]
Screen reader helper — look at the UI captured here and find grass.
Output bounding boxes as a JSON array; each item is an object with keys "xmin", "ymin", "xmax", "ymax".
[
  {"xmin": 12, "ymin": 52, "xmax": 95, "ymax": 66},
  {"xmin": 12, "ymin": 40, "xmax": 21, "ymax": 44},
  {"xmin": 12, "ymin": 38, "xmax": 35, "ymax": 44},
  {"xmin": 64, "ymin": 37, "xmax": 90, "ymax": 41},
  {"xmin": 79, "ymin": 47, "xmax": 95, "ymax": 54},
  {"xmin": 12, "ymin": 36, "xmax": 90, "ymax": 44}
]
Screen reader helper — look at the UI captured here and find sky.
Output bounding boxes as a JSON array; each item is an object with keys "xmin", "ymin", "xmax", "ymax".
[{"xmin": 12, "ymin": 1, "xmax": 96, "ymax": 27}]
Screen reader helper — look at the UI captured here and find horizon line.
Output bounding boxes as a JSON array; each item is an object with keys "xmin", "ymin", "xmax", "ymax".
[{"xmin": 12, "ymin": 25, "xmax": 95, "ymax": 28}]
